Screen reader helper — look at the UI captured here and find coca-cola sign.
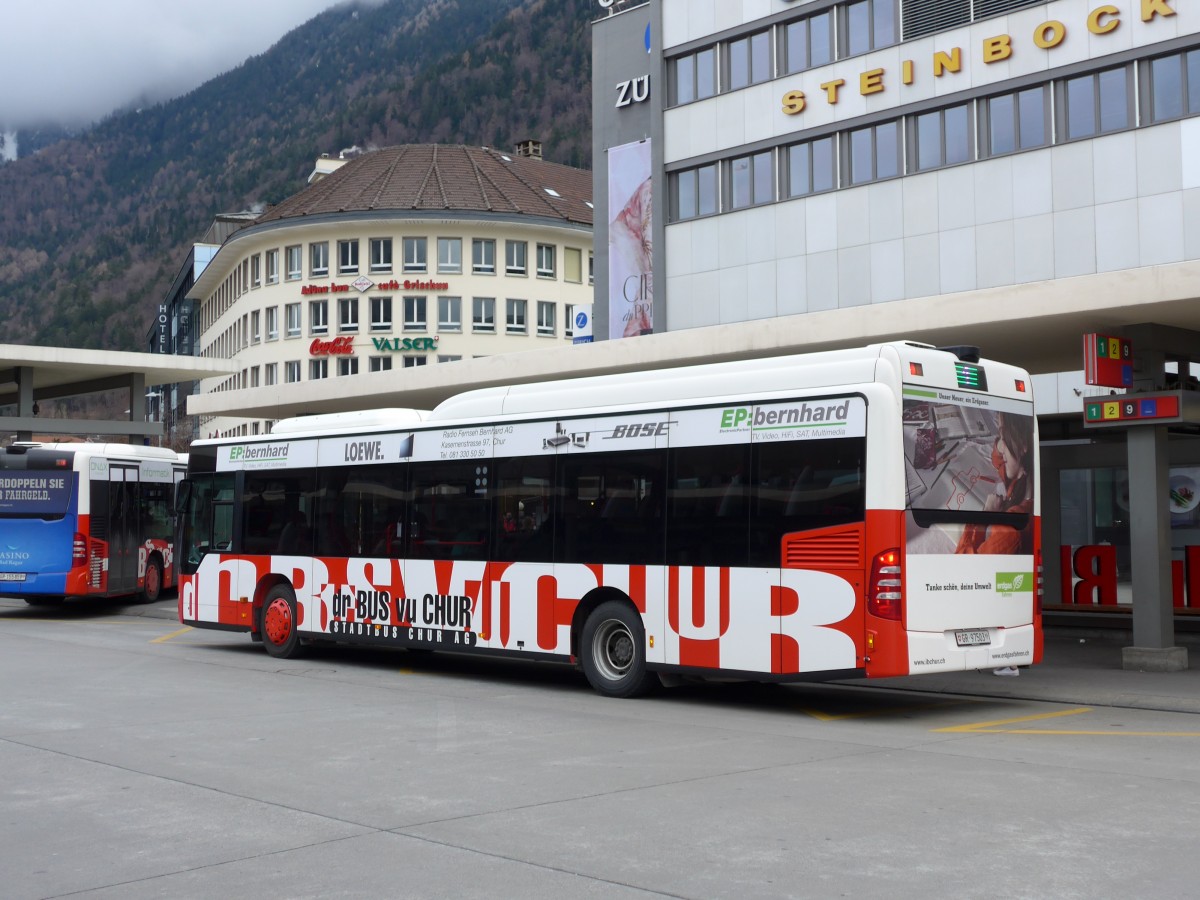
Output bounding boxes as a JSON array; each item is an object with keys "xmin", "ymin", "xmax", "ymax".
[{"xmin": 310, "ymin": 337, "xmax": 355, "ymax": 356}]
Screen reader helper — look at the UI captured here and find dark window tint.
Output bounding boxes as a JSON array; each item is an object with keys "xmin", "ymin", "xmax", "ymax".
[{"xmin": 557, "ymin": 452, "xmax": 663, "ymax": 565}]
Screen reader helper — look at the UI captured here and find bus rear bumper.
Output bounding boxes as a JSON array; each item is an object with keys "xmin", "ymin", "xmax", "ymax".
[{"xmin": 905, "ymin": 624, "xmax": 1036, "ymax": 674}]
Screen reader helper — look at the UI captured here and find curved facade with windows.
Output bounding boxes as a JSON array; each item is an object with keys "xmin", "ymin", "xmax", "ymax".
[{"xmin": 188, "ymin": 144, "xmax": 594, "ymax": 436}]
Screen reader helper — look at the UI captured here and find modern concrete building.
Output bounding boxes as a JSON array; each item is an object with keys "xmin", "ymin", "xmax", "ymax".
[
  {"xmin": 185, "ymin": 144, "xmax": 594, "ymax": 437},
  {"xmin": 591, "ymin": 0, "xmax": 1200, "ymax": 664}
]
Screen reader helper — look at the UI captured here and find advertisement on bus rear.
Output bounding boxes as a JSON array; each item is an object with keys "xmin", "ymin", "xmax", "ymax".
[
  {"xmin": 0, "ymin": 472, "xmax": 75, "ymax": 516},
  {"xmin": 902, "ymin": 387, "xmax": 1035, "ymax": 635}
]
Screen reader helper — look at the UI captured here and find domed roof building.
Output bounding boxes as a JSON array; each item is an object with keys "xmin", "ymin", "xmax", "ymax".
[{"xmin": 186, "ymin": 143, "xmax": 594, "ymax": 437}]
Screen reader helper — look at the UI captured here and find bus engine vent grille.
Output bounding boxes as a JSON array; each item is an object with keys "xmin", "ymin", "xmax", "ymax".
[
  {"xmin": 88, "ymin": 539, "xmax": 106, "ymax": 589},
  {"xmin": 782, "ymin": 529, "xmax": 863, "ymax": 569}
]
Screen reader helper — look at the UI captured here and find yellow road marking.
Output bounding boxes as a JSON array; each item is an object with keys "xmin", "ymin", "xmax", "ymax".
[
  {"xmin": 151, "ymin": 625, "xmax": 194, "ymax": 644},
  {"xmin": 800, "ymin": 698, "xmax": 971, "ymax": 721},
  {"xmin": 936, "ymin": 707, "xmax": 1200, "ymax": 736}
]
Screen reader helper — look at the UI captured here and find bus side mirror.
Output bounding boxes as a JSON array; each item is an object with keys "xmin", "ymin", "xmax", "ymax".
[{"xmin": 175, "ymin": 480, "xmax": 192, "ymax": 515}]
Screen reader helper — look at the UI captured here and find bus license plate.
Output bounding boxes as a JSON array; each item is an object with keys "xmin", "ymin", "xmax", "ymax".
[
  {"xmin": 0, "ymin": 572, "xmax": 27, "ymax": 581},
  {"xmin": 955, "ymin": 629, "xmax": 990, "ymax": 647}
]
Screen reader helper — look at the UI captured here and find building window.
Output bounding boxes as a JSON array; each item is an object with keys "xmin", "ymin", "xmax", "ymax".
[
  {"xmin": 285, "ymin": 361, "xmax": 301, "ymax": 383},
  {"xmin": 472, "ymin": 238, "xmax": 495, "ymax": 274},
  {"xmin": 565, "ymin": 247, "xmax": 583, "ymax": 284},
  {"xmin": 251, "ymin": 310, "xmax": 261, "ymax": 344},
  {"xmin": 403, "ymin": 356, "xmax": 427, "ymax": 368},
  {"xmin": 565, "ymin": 304, "xmax": 575, "ymax": 338},
  {"xmin": 250, "ymin": 366, "xmax": 260, "ymax": 388},
  {"xmin": 848, "ymin": 119, "xmax": 901, "ymax": 185},
  {"xmin": 403, "ymin": 296, "xmax": 427, "ymax": 331},
  {"xmin": 286, "ymin": 245, "xmax": 303, "ymax": 281},
  {"xmin": 1147, "ymin": 50, "xmax": 1200, "ymax": 123},
  {"xmin": 727, "ymin": 30, "xmax": 770, "ymax": 91},
  {"xmin": 473, "ymin": 297, "xmax": 495, "ymax": 332},
  {"xmin": 309, "ymin": 300, "xmax": 328, "ymax": 335},
  {"xmin": 588, "ymin": 252, "xmax": 594, "ymax": 285},
  {"xmin": 506, "ymin": 298, "xmax": 527, "ymax": 334},
  {"xmin": 438, "ymin": 296, "xmax": 462, "ymax": 332},
  {"xmin": 729, "ymin": 150, "xmax": 774, "ymax": 208},
  {"xmin": 266, "ymin": 307, "xmax": 279, "ymax": 341},
  {"xmin": 902, "ymin": 0, "xmax": 1041, "ymax": 42},
  {"xmin": 786, "ymin": 136, "xmax": 837, "ymax": 198},
  {"xmin": 1062, "ymin": 65, "xmax": 1130, "ymax": 141},
  {"xmin": 251, "ymin": 254, "xmax": 261, "ymax": 288},
  {"xmin": 536, "ymin": 301, "xmax": 556, "ymax": 336},
  {"xmin": 782, "ymin": 10, "xmax": 833, "ymax": 74},
  {"xmin": 536, "ymin": 243, "xmax": 556, "ymax": 278},
  {"xmin": 370, "ymin": 296, "xmax": 392, "ymax": 331},
  {"xmin": 437, "ymin": 237, "xmax": 462, "ymax": 274},
  {"xmin": 266, "ymin": 249, "xmax": 280, "ymax": 285},
  {"xmin": 403, "ymin": 237, "xmax": 427, "ymax": 273},
  {"xmin": 370, "ymin": 238, "xmax": 392, "ymax": 273},
  {"xmin": 310, "ymin": 358, "xmax": 329, "ymax": 380},
  {"xmin": 369, "ymin": 356, "xmax": 392, "ymax": 372},
  {"xmin": 984, "ymin": 86, "xmax": 1048, "ymax": 156},
  {"xmin": 505, "ymin": 240, "xmax": 527, "ymax": 275},
  {"xmin": 265, "ymin": 363, "xmax": 278, "ymax": 385},
  {"xmin": 672, "ymin": 163, "xmax": 719, "ymax": 221},
  {"xmin": 912, "ymin": 103, "xmax": 973, "ymax": 172},
  {"xmin": 842, "ymin": 0, "xmax": 898, "ymax": 57},
  {"xmin": 285, "ymin": 302, "xmax": 301, "ymax": 338},
  {"xmin": 338, "ymin": 357, "xmax": 359, "ymax": 376},
  {"xmin": 338, "ymin": 239, "xmax": 359, "ymax": 275},
  {"xmin": 339, "ymin": 297, "xmax": 359, "ymax": 333},
  {"xmin": 672, "ymin": 46, "xmax": 717, "ymax": 105},
  {"xmin": 306, "ymin": 242, "xmax": 327, "ymax": 278},
  {"xmin": 437, "ymin": 355, "xmax": 463, "ymax": 364}
]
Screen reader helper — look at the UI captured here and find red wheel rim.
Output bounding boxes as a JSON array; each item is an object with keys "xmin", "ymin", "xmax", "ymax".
[
  {"xmin": 146, "ymin": 564, "xmax": 160, "ymax": 596},
  {"xmin": 264, "ymin": 597, "xmax": 292, "ymax": 645}
]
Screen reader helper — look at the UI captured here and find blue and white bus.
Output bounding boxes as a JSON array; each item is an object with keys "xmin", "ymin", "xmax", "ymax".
[{"xmin": 0, "ymin": 442, "xmax": 185, "ymax": 605}]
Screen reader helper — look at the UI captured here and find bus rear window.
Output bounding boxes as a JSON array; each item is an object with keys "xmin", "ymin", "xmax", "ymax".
[
  {"xmin": 904, "ymin": 395, "xmax": 1034, "ymax": 552},
  {"xmin": 0, "ymin": 472, "xmax": 75, "ymax": 517}
]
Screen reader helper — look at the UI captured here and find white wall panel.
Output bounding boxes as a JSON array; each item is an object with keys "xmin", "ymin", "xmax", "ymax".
[
  {"xmin": 1012, "ymin": 213, "xmax": 1055, "ymax": 284},
  {"xmin": 976, "ymin": 220, "xmax": 1016, "ymax": 289},
  {"xmin": 1138, "ymin": 193, "xmax": 1185, "ymax": 267},
  {"xmin": 1053, "ymin": 207, "xmax": 1097, "ymax": 277},
  {"xmin": 1094, "ymin": 200, "xmax": 1140, "ymax": 273},
  {"xmin": 837, "ymin": 245, "xmax": 872, "ymax": 306},
  {"xmin": 939, "ymin": 226, "xmax": 977, "ymax": 294}
]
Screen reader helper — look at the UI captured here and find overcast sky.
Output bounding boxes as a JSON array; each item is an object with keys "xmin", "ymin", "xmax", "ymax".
[{"xmin": 0, "ymin": 0, "xmax": 344, "ymax": 128}]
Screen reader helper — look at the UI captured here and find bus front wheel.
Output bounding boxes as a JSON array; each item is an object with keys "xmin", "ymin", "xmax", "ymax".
[
  {"xmin": 261, "ymin": 585, "xmax": 304, "ymax": 659},
  {"xmin": 580, "ymin": 600, "xmax": 656, "ymax": 698}
]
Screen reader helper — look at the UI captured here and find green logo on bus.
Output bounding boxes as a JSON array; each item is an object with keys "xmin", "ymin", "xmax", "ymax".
[{"xmin": 996, "ymin": 572, "xmax": 1033, "ymax": 594}]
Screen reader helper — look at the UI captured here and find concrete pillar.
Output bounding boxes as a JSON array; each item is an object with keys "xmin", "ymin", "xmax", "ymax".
[
  {"xmin": 1040, "ymin": 463, "xmax": 1062, "ymax": 604},
  {"xmin": 1123, "ymin": 425, "xmax": 1188, "ymax": 671},
  {"xmin": 128, "ymin": 372, "xmax": 146, "ymax": 445},
  {"xmin": 15, "ymin": 366, "xmax": 34, "ymax": 442}
]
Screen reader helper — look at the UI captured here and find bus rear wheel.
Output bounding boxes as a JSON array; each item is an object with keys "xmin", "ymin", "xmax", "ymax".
[
  {"xmin": 141, "ymin": 557, "xmax": 163, "ymax": 603},
  {"xmin": 580, "ymin": 600, "xmax": 656, "ymax": 698},
  {"xmin": 261, "ymin": 585, "xmax": 304, "ymax": 659}
]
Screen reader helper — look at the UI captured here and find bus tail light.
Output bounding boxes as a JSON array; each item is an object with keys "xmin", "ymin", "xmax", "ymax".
[
  {"xmin": 868, "ymin": 548, "xmax": 903, "ymax": 620},
  {"xmin": 1035, "ymin": 547, "xmax": 1044, "ymax": 614},
  {"xmin": 72, "ymin": 533, "xmax": 88, "ymax": 566}
]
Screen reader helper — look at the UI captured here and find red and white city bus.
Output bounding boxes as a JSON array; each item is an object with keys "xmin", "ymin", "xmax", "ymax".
[
  {"xmin": 0, "ymin": 443, "xmax": 186, "ymax": 605},
  {"xmin": 176, "ymin": 342, "xmax": 1041, "ymax": 696}
]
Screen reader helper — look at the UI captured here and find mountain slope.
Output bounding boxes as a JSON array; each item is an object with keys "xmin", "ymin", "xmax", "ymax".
[{"xmin": 0, "ymin": 0, "xmax": 593, "ymax": 351}]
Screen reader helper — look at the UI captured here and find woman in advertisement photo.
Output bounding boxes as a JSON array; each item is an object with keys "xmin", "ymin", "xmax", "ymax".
[{"xmin": 953, "ymin": 412, "xmax": 1033, "ymax": 555}]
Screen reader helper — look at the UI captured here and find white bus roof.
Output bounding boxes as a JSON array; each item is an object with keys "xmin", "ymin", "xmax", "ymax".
[
  {"xmin": 269, "ymin": 408, "xmax": 428, "ymax": 437},
  {"xmin": 2, "ymin": 442, "xmax": 180, "ymax": 461}
]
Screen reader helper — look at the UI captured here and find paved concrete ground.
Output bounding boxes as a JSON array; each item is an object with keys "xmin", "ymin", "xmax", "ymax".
[
  {"xmin": 851, "ymin": 626, "xmax": 1200, "ymax": 714},
  {"xmin": 3, "ymin": 595, "xmax": 1200, "ymax": 899}
]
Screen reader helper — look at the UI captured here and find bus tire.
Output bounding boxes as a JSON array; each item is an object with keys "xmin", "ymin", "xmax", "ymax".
[
  {"xmin": 261, "ymin": 584, "xmax": 304, "ymax": 659},
  {"xmin": 580, "ymin": 600, "xmax": 655, "ymax": 698},
  {"xmin": 141, "ymin": 557, "xmax": 163, "ymax": 603}
]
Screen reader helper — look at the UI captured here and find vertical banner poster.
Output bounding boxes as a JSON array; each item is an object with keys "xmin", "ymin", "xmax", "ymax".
[{"xmin": 608, "ymin": 139, "xmax": 652, "ymax": 339}]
